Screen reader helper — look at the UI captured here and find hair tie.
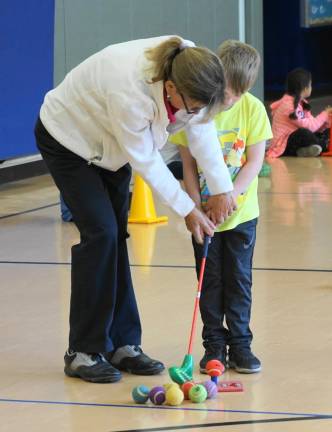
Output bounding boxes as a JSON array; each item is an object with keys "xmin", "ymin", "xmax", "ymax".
[
  {"xmin": 179, "ymin": 40, "xmax": 195, "ymax": 51},
  {"xmin": 167, "ymin": 40, "xmax": 195, "ymax": 79}
]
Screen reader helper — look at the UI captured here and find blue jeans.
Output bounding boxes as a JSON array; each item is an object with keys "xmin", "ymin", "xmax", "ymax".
[
  {"xmin": 192, "ymin": 219, "xmax": 257, "ymax": 350},
  {"xmin": 35, "ymin": 117, "xmax": 141, "ymax": 353}
]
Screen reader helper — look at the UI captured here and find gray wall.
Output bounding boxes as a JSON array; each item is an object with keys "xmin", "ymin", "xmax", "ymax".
[
  {"xmin": 55, "ymin": 0, "xmax": 264, "ymax": 98},
  {"xmin": 245, "ymin": 0, "xmax": 264, "ymax": 100}
]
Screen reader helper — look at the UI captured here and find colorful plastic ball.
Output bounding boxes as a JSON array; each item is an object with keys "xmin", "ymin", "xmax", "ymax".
[
  {"xmin": 165, "ymin": 387, "xmax": 184, "ymax": 406},
  {"xmin": 132, "ymin": 385, "xmax": 150, "ymax": 404},
  {"xmin": 149, "ymin": 386, "xmax": 166, "ymax": 405},
  {"xmin": 181, "ymin": 381, "xmax": 195, "ymax": 400},
  {"xmin": 206, "ymin": 359, "xmax": 225, "ymax": 377},
  {"xmin": 163, "ymin": 383, "xmax": 180, "ymax": 392},
  {"xmin": 189, "ymin": 384, "xmax": 208, "ymax": 403},
  {"xmin": 202, "ymin": 380, "xmax": 218, "ymax": 399}
]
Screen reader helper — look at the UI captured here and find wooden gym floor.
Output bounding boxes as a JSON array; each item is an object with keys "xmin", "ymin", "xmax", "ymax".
[{"xmin": 1, "ymin": 156, "xmax": 332, "ymax": 432}]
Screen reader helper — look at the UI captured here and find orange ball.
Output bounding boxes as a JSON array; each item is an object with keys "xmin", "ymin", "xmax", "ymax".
[
  {"xmin": 181, "ymin": 381, "xmax": 195, "ymax": 399},
  {"xmin": 206, "ymin": 359, "xmax": 225, "ymax": 377}
]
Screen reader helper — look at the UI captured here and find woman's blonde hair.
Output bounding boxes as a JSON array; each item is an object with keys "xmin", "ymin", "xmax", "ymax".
[
  {"xmin": 145, "ymin": 36, "xmax": 225, "ymax": 119},
  {"xmin": 216, "ymin": 40, "xmax": 260, "ymax": 94}
]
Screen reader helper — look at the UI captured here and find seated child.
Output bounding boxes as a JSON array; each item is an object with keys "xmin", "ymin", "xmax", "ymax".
[{"xmin": 266, "ymin": 68, "xmax": 331, "ymax": 158}]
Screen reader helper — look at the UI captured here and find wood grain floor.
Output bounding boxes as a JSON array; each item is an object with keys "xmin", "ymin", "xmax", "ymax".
[{"xmin": 1, "ymin": 156, "xmax": 332, "ymax": 432}]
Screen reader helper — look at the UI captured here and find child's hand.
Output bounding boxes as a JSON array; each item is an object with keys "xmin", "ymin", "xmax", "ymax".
[
  {"xmin": 324, "ymin": 105, "xmax": 332, "ymax": 114},
  {"xmin": 205, "ymin": 192, "xmax": 237, "ymax": 225}
]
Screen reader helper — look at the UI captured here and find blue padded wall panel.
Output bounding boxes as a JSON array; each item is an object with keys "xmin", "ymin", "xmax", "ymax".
[{"xmin": 0, "ymin": 0, "xmax": 54, "ymax": 159}]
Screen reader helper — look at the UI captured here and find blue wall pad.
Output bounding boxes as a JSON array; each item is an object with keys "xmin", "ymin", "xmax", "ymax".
[{"xmin": 0, "ymin": 0, "xmax": 54, "ymax": 159}]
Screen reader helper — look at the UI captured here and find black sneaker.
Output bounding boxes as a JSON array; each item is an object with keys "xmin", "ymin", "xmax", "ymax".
[
  {"xmin": 108, "ymin": 345, "xmax": 165, "ymax": 375},
  {"xmin": 228, "ymin": 347, "xmax": 261, "ymax": 373},
  {"xmin": 64, "ymin": 350, "xmax": 122, "ymax": 383},
  {"xmin": 199, "ymin": 346, "xmax": 227, "ymax": 374}
]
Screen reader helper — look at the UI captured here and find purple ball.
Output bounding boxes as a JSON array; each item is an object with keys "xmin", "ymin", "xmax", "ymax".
[
  {"xmin": 202, "ymin": 380, "xmax": 218, "ymax": 399},
  {"xmin": 149, "ymin": 386, "xmax": 166, "ymax": 405}
]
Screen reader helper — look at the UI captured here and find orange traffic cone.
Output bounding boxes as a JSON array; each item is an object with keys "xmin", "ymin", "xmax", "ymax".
[
  {"xmin": 128, "ymin": 174, "xmax": 168, "ymax": 224},
  {"xmin": 321, "ymin": 113, "xmax": 332, "ymax": 157}
]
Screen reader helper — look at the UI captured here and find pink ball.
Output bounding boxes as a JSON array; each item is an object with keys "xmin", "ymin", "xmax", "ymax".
[
  {"xmin": 149, "ymin": 386, "xmax": 166, "ymax": 405},
  {"xmin": 202, "ymin": 380, "xmax": 218, "ymax": 399}
]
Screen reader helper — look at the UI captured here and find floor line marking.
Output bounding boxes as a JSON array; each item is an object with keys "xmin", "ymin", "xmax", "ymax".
[
  {"xmin": 111, "ymin": 415, "xmax": 332, "ymax": 432},
  {"xmin": 0, "ymin": 261, "xmax": 331, "ymax": 273},
  {"xmin": 1, "ymin": 397, "xmax": 332, "ymax": 418},
  {"xmin": 0, "ymin": 203, "xmax": 59, "ymax": 220},
  {"xmin": 1, "ymin": 187, "xmax": 332, "ymax": 220}
]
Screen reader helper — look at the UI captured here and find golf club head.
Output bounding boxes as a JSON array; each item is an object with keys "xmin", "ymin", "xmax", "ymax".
[{"xmin": 168, "ymin": 354, "xmax": 194, "ymax": 384}]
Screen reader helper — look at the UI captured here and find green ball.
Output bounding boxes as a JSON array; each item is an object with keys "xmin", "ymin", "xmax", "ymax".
[{"xmin": 189, "ymin": 384, "xmax": 207, "ymax": 403}]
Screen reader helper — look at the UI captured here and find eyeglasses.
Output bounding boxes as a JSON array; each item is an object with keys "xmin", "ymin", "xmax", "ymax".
[{"xmin": 179, "ymin": 92, "xmax": 205, "ymax": 115}]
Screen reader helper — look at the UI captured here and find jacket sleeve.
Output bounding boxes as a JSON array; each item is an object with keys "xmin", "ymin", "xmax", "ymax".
[
  {"xmin": 291, "ymin": 111, "xmax": 329, "ymax": 132},
  {"xmin": 284, "ymin": 100, "xmax": 329, "ymax": 132},
  {"xmin": 107, "ymin": 96, "xmax": 195, "ymax": 217},
  {"xmin": 185, "ymin": 119, "xmax": 233, "ymax": 194}
]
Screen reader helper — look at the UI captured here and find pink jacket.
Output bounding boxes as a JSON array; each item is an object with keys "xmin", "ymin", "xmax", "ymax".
[{"xmin": 266, "ymin": 94, "xmax": 329, "ymax": 158}]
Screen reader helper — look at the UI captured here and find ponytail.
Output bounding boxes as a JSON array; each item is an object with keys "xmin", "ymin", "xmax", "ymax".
[
  {"xmin": 289, "ymin": 94, "xmax": 311, "ymax": 120},
  {"xmin": 145, "ymin": 36, "xmax": 183, "ymax": 83},
  {"xmin": 286, "ymin": 68, "xmax": 312, "ymax": 120},
  {"xmin": 289, "ymin": 94, "xmax": 301, "ymax": 120}
]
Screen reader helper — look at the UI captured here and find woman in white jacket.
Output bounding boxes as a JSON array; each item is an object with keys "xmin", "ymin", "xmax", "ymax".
[{"xmin": 34, "ymin": 35, "xmax": 235, "ymax": 383}]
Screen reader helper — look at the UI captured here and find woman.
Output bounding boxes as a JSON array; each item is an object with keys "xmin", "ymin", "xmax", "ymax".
[{"xmin": 34, "ymin": 35, "xmax": 235, "ymax": 383}]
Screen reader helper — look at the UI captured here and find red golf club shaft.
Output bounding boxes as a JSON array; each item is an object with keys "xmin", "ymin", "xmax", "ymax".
[{"xmin": 187, "ymin": 236, "xmax": 210, "ymax": 355}]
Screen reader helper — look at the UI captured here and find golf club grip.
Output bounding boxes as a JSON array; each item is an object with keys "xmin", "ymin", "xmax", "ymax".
[{"xmin": 202, "ymin": 235, "xmax": 211, "ymax": 258}]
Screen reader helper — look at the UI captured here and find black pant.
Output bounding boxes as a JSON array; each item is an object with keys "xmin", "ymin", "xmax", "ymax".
[
  {"xmin": 284, "ymin": 127, "xmax": 330, "ymax": 156},
  {"xmin": 34, "ymin": 118, "xmax": 141, "ymax": 353},
  {"xmin": 192, "ymin": 219, "xmax": 257, "ymax": 349}
]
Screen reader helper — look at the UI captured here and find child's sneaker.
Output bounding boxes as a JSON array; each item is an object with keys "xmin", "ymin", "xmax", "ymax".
[
  {"xmin": 228, "ymin": 347, "xmax": 261, "ymax": 373},
  {"xmin": 199, "ymin": 346, "xmax": 227, "ymax": 373},
  {"xmin": 64, "ymin": 350, "xmax": 122, "ymax": 383},
  {"xmin": 296, "ymin": 144, "xmax": 322, "ymax": 157}
]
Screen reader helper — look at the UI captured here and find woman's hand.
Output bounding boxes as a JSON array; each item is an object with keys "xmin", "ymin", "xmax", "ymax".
[
  {"xmin": 184, "ymin": 207, "xmax": 215, "ymax": 244},
  {"xmin": 205, "ymin": 192, "xmax": 237, "ymax": 225}
]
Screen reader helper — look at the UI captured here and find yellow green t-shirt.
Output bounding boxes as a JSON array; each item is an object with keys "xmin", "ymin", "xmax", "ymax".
[{"xmin": 170, "ymin": 92, "xmax": 273, "ymax": 232}]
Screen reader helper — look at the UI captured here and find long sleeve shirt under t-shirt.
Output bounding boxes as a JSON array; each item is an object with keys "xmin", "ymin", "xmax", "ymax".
[{"xmin": 40, "ymin": 36, "xmax": 233, "ymax": 216}]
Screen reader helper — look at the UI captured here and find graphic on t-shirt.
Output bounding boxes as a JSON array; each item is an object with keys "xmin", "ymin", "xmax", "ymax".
[{"xmin": 200, "ymin": 128, "xmax": 246, "ymax": 204}]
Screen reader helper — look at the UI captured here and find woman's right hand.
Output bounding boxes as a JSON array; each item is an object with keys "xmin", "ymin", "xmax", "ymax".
[{"xmin": 184, "ymin": 207, "xmax": 215, "ymax": 244}]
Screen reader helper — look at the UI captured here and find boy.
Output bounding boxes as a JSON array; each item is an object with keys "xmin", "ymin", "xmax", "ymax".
[{"xmin": 171, "ymin": 40, "xmax": 272, "ymax": 373}]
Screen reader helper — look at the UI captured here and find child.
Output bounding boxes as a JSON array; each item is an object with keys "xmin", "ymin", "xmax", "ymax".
[
  {"xmin": 266, "ymin": 68, "xmax": 332, "ymax": 158},
  {"xmin": 171, "ymin": 40, "xmax": 272, "ymax": 373}
]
